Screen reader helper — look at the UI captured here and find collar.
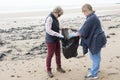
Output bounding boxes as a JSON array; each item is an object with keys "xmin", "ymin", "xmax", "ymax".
[
  {"xmin": 50, "ymin": 12, "xmax": 57, "ymax": 20},
  {"xmin": 87, "ymin": 12, "xmax": 94, "ymax": 18}
]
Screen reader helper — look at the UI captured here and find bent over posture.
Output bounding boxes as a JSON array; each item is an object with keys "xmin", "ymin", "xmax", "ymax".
[{"xmin": 45, "ymin": 6, "xmax": 65, "ymax": 78}]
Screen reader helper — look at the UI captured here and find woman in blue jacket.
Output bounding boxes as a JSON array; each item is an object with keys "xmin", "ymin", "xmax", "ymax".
[{"xmin": 69, "ymin": 4, "xmax": 107, "ymax": 79}]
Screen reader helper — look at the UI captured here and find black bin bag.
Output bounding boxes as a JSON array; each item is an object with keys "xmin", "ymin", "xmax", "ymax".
[{"xmin": 61, "ymin": 28, "xmax": 79, "ymax": 59}]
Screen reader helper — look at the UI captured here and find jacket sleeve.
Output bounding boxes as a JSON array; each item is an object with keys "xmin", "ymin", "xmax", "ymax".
[
  {"xmin": 78, "ymin": 18, "xmax": 94, "ymax": 38},
  {"xmin": 45, "ymin": 16, "xmax": 61, "ymax": 37}
]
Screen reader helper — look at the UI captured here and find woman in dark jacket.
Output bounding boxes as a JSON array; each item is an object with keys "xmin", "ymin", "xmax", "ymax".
[
  {"xmin": 69, "ymin": 4, "xmax": 107, "ymax": 79},
  {"xmin": 45, "ymin": 6, "xmax": 65, "ymax": 78}
]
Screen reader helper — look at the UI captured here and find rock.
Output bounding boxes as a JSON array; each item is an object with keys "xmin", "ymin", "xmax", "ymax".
[
  {"xmin": 109, "ymin": 33, "xmax": 115, "ymax": 35},
  {"xmin": 34, "ymin": 70, "xmax": 37, "ymax": 72},
  {"xmin": 1, "ymin": 69, "xmax": 4, "ymax": 72},
  {"xmin": 108, "ymin": 25, "xmax": 120, "ymax": 30},
  {"xmin": 30, "ymin": 47, "xmax": 39, "ymax": 51},
  {"xmin": 76, "ymin": 55, "xmax": 85, "ymax": 58},
  {"xmin": 11, "ymin": 57, "xmax": 18, "ymax": 60},
  {"xmin": 38, "ymin": 52, "xmax": 43, "ymax": 55},
  {"xmin": 5, "ymin": 50, "xmax": 12, "ymax": 53},
  {"xmin": 107, "ymin": 35, "xmax": 110, "ymax": 38},
  {"xmin": 30, "ymin": 25, "xmax": 38, "ymax": 28},
  {"xmin": 68, "ymin": 69, "xmax": 72, "ymax": 72},
  {"xmin": 13, "ymin": 21, "xmax": 17, "ymax": 23},
  {"xmin": 108, "ymin": 72, "xmax": 119, "ymax": 75},
  {"xmin": 116, "ymin": 56, "xmax": 120, "ymax": 59},
  {"xmin": 116, "ymin": 24, "xmax": 120, "ymax": 27},
  {"xmin": 102, "ymin": 19, "xmax": 111, "ymax": 21},
  {"xmin": 25, "ymin": 52, "xmax": 32, "ymax": 55},
  {"xmin": 0, "ymin": 29, "xmax": 5, "ymax": 33},
  {"xmin": 84, "ymin": 65, "xmax": 86, "ymax": 68},
  {"xmin": 28, "ymin": 71, "xmax": 31, "ymax": 73},
  {"xmin": 0, "ymin": 42, "xmax": 4, "ymax": 46},
  {"xmin": 0, "ymin": 53, "xmax": 6, "ymax": 61},
  {"xmin": 17, "ymin": 76, "xmax": 21, "ymax": 78},
  {"xmin": 109, "ymin": 60, "xmax": 112, "ymax": 62},
  {"xmin": 11, "ymin": 75, "xmax": 15, "ymax": 77}
]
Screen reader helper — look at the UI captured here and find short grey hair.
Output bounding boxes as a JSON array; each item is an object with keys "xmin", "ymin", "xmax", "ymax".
[
  {"xmin": 53, "ymin": 6, "xmax": 63, "ymax": 15},
  {"xmin": 82, "ymin": 4, "xmax": 93, "ymax": 12}
]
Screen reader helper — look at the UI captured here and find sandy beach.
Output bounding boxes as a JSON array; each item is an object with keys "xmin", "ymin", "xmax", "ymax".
[{"xmin": 0, "ymin": 4, "xmax": 120, "ymax": 80}]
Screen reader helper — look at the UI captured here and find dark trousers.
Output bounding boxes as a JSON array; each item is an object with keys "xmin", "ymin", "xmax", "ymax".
[{"xmin": 46, "ymin": 41, "xmax": 61, "ymax": 72}]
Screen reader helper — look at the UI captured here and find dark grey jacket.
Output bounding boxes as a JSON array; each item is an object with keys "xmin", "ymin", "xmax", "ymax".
[
  {"xmin": 78, "ymin": 13, "xmax": 107, "ymax": 54},
  {"xmin": 45, "ymin": 12, "xmax": 60, "ymax": 43}
]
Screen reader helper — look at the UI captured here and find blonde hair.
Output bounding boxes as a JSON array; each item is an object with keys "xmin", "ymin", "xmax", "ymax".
[
  {"xmin": 82, "ymin": 4, "xmax": 95, "ymax": 12},
  {"xmin": 53, "ymin": 6, "xmax": 63, "ymax": 15}
]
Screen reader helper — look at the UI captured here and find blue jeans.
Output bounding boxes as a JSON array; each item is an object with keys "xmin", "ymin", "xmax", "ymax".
[{"xmin": 89, "ymin": 50, "xmax": 101, "ymax": 77}]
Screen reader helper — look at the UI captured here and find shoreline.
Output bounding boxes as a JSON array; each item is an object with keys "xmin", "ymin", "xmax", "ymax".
[{"xmin": 0, "ymin": 4, "xmax": 120, "ymax": 19}]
